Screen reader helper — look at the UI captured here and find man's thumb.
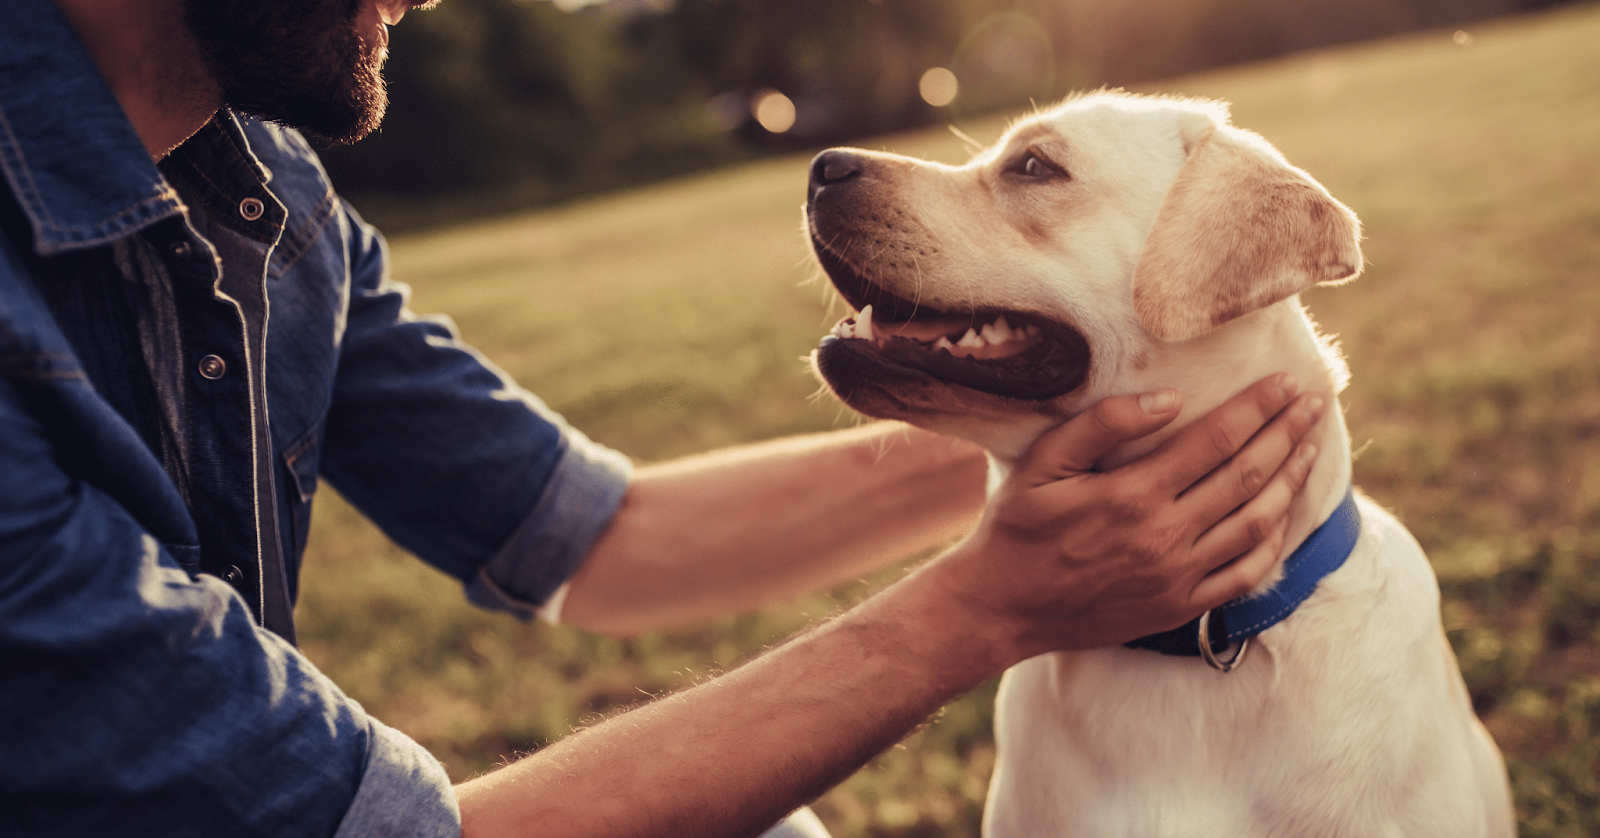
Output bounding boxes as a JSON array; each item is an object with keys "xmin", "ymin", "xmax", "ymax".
[{"xmin": 1014, "ymin": 389, "xmax": 1182, "ymax": 486}]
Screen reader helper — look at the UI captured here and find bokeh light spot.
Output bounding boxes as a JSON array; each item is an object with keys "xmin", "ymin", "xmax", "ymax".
[
  {"xmin": 751, "ymin": 89, "xmax": 796, "ymax": 134},
  {"xmin": 919, "ymin": 67, "xmax": 959, "ymax": 107}
]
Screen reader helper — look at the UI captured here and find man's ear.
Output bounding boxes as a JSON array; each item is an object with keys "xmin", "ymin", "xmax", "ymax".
[{"xmin": 1131, "ymin": 116, "xmax": 1363, "ymax": 343}]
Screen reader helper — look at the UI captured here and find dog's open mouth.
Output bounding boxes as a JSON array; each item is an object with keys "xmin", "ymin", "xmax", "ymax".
[{"xmin": 812, "ymin": 238, "xmax": 1090, "ymax": 401}]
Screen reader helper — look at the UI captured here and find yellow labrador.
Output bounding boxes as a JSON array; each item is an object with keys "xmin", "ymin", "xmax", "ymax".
[{"xmin": 805, "ymin": 92, "xmax": 1513, "ymax": 837}]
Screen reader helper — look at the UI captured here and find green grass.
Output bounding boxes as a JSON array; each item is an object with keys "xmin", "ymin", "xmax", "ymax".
[{"xmin": 297, "ymin": 5, "xmax": 1600, "ymax": 835}]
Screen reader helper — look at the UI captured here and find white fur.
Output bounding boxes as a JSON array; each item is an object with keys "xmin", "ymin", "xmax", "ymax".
[{"xmin": 806, "ymin": 92, "xmax": 1514, "ymax": 837}]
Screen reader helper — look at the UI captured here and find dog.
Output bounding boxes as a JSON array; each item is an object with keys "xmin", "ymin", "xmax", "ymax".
[{"xmin": 804, "ymin": 92, "xmax": 1514, "ymax": 837}]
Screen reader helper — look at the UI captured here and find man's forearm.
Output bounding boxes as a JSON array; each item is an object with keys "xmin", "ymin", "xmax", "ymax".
[
  {"xmin": 559, "ymin": 423, "xmax": 989, "ymax": 636},
  {"xmin": 457, "ymin": 561, "xmax": 1009, "ymax": 838},
  {"xmin": 461, "ymin": 379, "xmax": 1325, "ymax": 838}
]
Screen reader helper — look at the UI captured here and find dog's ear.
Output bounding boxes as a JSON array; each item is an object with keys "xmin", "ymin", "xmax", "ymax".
[{"xmin": 1131, "ymin": 114, "xmax": 1362, "ymax": 343}]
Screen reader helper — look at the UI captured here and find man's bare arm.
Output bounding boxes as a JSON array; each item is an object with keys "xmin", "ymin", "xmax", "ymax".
[
  {"xmin": 559, "ymin": 423, "xmax": 990, "ymax": 636},
  {"xmin": 457, "ymin": 376, "xmax": 1326, "ymax": 838}
]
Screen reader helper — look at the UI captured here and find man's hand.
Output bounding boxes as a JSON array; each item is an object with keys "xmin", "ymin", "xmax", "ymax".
[
  {"xmin": 457, "ymin": 374, "xmax": 1326, "ymax": 838},
  {"xmin": 928, "ymin": 373, "xmax": 1326, "ymax": 662}
]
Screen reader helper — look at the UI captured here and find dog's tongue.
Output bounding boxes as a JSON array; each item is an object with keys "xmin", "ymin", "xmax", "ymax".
[{"xmin": 872, "ymin": 313, "xmax": 975, "ymax": 343}]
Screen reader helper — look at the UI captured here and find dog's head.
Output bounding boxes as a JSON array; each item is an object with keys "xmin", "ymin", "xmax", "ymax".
[{"xmin": 806, "ymin": 92, "xmax": 1361, "ymax": 460}]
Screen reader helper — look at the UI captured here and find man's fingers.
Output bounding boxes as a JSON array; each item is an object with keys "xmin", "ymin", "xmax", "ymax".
[
  {"xmin": 1179, "ymin": 393, "xmax": 1326, "ymax": 523},
  {"xmin": 1188, "ymin": 517, "xmax": 1289, "ymax": 611},
  {"xmin": 1189, "ymin": 440, "xmax": 1318, "ymax": 563},
  {"xmin": 1138, "ymin": 374, "xmax": 1304, "ymax": 495},
  {"xmin": 1014, "ymin": 389, "xmax": 1182, "ymax": 486}
]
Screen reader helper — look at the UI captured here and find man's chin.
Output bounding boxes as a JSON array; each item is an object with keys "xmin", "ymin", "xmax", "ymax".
[
  {"xmin": 291, "ymin": 87, "xmax": 387, "ymax": 146},
  {"xmin": 185, "ymin": 0, "xmax": 389, "ymax": 146},
  {"xmin": 229, "ymin": 80, "xmax": 384, "ymax": 146}
]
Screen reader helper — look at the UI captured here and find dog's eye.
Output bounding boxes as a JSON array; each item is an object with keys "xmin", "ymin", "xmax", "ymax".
[{"xmin": 1009, "ymin": 150, "xmax": 1068, "ymax": 182}]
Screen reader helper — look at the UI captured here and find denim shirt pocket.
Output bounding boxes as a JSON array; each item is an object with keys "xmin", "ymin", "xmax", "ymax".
[{"xmin": 281, "ymin": 427, "xmax": 323, "ymax": 563}]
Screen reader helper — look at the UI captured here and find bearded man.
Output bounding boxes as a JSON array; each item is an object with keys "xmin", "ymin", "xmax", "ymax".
[{"xmin": 0, "ymin": 0, "xmax": 1324, "ymax": 835}]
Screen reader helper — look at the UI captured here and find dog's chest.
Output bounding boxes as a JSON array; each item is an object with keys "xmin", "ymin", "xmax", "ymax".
[
  {"xmin": 981, "ymin": 506, "xmax": 1502, "ymax": 838},
  {"xmin": 985, "ymin": 636, "xmax": 1441, "ymax": 838}
]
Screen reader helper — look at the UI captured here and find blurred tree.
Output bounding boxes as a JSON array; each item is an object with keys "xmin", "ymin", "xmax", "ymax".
[
  {"xmin": 634, "ymin": 0, "xmax": 976, "ymax": 145},
  {"xmin": 317, "ymin": 0, "xmax": 1569, "ymax": 223},
  {"xmin": 319, "ymin": 0, "xmax": 735, "ymax": 202},
  {"xmin": 1044, "ymin": 0, "xmax": 1527, "ymax": 88}
]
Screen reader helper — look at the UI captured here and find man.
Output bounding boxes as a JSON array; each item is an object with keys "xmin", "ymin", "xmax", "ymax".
[{"xmin": 0, "ymin": 0, "xmax": 1326, "ymax": 835}]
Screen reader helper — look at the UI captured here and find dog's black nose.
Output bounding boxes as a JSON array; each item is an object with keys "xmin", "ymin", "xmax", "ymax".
[{"xmin": 808, "ymin": 150, "xmax": 864, "ymax": 203}]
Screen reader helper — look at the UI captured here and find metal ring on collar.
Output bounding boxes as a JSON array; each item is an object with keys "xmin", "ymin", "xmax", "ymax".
[{"xmin": 1197, "ymin": 609, "xmax": 1250, "ymax": 673}]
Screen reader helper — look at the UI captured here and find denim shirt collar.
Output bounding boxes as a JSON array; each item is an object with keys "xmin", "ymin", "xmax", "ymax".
[{"xmin": 0, "ymin": 0, "xmax": 268, "ymax": 257}]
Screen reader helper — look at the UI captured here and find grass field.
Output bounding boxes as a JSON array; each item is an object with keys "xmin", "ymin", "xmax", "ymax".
[{"xmin": 297, "ymin": 4, "xmax": 1600, "ymax": 835}]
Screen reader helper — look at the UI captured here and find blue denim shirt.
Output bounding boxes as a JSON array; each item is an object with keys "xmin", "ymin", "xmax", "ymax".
[{"xmin": 0, "ymin": 1, "xmax": 631, "ymax": 834}]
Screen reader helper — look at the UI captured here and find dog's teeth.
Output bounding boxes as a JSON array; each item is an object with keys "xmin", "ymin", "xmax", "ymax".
[
  {"xmin": 957, "ymin": 328, "xmax": 984, "ymax": 348},
  {"xmin": 982, "ymin": 321, "xmax": 1014, "ymax": 345},
  {"xmin": 858, "ymin": 305, "xmax": 874, "ymax": 342},
  {"xmin": 934, "ymin": 336, "xmax": 954, "ymax": 352}
]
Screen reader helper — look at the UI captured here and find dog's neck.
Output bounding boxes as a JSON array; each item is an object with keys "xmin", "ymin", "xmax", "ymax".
[{"xmin": 991, "ymin": 299, "xmax": 1353, "ymax": 588}]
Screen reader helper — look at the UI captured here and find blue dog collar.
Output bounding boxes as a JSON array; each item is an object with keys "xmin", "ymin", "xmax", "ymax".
[{"xmin": 1125, "ymin": 486, "xmax": 1361, "ymax": 660}]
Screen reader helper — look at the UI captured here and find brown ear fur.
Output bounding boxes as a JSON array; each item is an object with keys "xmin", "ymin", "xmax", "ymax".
[{"xmin": 1132, "ymin": 117, "xmax": 1363, "ymax": 343}]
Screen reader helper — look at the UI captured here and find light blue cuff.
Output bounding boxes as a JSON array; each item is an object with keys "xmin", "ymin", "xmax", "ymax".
[
  {"xmin": 331, "ymin": 718, "xmax": 460, "ymax": 838},
  {"xmin": 465, "ymin": 426, "xmax": 632, "ymax": 620}
]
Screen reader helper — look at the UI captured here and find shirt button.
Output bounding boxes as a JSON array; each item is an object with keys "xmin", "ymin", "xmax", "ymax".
[
  {"xmin": 239, "ymin": 197, "xmax": 265, "ymax": 221},
  {"xmin": 198, "ymin": 354, "xmax": 227, "ymax": 380},
  {"xmin": 222, "ymin": 565, "xmax": 244, "ymax": 587}
]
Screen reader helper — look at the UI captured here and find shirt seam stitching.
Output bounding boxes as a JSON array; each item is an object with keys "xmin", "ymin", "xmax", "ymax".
[{"xmin": 1, "ymin": 104, "xmax": 182, "ymax": 250}]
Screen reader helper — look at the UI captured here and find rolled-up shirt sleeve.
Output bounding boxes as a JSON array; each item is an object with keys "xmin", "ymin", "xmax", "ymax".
[
  {"xmin": 320, "ymin": 204, "xmax": 631, "ymax": 617},
  {"xmin": 463, "ymin": 426, "xmax": 630, "ymax": 622},
  {"xmin": 0, "ymin": 381, "xmax": 459, "ymax": 837},
  {"xmin": 333, "ymin": 717, "xmax": 460, "ymax": 838}
]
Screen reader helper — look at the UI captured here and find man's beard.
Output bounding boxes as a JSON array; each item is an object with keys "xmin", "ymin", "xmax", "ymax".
[{"xmin": 182, "ymin": 0, "xmax": 387, "ymax": 146}]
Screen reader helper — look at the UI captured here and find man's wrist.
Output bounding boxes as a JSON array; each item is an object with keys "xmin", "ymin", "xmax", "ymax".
[{"xmin": 864, "ymin": 549, "xmax": 1030, "ymax": 693}]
